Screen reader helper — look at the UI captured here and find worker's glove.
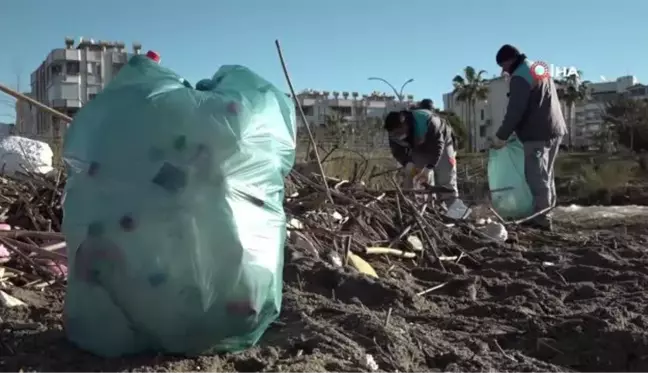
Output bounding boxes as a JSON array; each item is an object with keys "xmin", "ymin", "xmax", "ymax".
[
  {"xmin": 404, "ymin": 162, "xmax": 419, "ymax": 177},
  {"xmin": 413, "ymin": 167, "xmax": 432, "ymax": 186}
]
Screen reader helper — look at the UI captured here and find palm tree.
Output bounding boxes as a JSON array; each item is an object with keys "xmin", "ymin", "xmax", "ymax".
[
  {"xmin": 603, "ymin": 95, "xmax": 648, "ymax": 152},
  {"xmin": 342, "ymin": 91, "xmax": 349, "ymax": 100},
  {"xmin": 452, "ymin": 66, "xmax": 489, "ymax": 152},
  {"xmin": 437, "ymin": 109, "xmax": 468, "ymax": 150},
  {"xmin": 555, "ymin": 72, "xmax": 589, "ymax": 149}
]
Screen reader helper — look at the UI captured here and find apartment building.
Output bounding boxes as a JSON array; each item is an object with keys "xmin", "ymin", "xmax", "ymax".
[
  {"xmin": 443, "ymin": 77, "xmax": 509, "ymax": 151},
  {"xmin": 573, "ymin": 76, "xmax": 640, "ymax": 147},
  {"xmin": 293, "ymin": 90, "xmax": 416, "ymax": 128},
  {"xmin": 15, "ymin": 95, "xmax": 35, "ymax": 137},
  {"xmin": 17, "ymin": 37, "xmax": 142, "ymax": 143}
]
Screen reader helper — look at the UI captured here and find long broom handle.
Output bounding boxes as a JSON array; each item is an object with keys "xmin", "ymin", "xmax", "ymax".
[{"xmin": 0, "ymin": 83, "xmax": 73, "ymax": 123}]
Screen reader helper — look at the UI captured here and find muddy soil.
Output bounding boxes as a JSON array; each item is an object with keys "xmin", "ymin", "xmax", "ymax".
[{"xmin": 3, "ymin": 222, "xmax": 648, "ymax": 372}]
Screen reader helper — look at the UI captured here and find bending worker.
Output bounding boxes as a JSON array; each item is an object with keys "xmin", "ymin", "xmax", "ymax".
[
  {"xmin": 384, "ymin": 108, "xmax": 458, "ymax": 206},
  {"xmin": 491, "ymin": 44, "xmax": 567, "ymax": 231}
]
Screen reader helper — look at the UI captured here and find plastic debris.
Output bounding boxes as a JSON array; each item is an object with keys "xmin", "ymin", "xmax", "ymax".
[{"xmin": 0, "ymin": 290, "xmax": 26, "ymax": 308}]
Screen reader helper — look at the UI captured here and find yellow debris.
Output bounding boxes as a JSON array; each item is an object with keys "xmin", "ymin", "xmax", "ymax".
[{"xmin": 347, "ymin": 252, "xmax": 378, "ymax": 278}]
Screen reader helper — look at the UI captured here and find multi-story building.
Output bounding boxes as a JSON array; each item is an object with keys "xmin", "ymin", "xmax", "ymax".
[
  {"xmin": 18, "ymin": 37, "xmax": 142, "ymax": 143},
  {"xmin": 573, "ymin": 76, "xmax": 640, "ymax": 147},
  {"xmin": 293, "ymin": 89, "xmax": 416, "ymax": 128},
  {"xmin": 15, "ymin": 93, "xmax": 36, "ymax": 138},
  {"xmin": 443, "ymin": 77, "xmax": 510, "ymax": 151}
]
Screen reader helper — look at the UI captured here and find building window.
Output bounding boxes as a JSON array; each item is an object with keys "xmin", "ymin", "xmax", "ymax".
[
  {"xmin": 87, "ymin": 63, "xmax": 99, "ymax": 75},
  {"xmin": 88, "ymin": 93, "xmax": 97, "ymax": 101},
  {"xmin": 301, "ymin": 105, "xmax": 314, "ymax": 116},
  {"xmin": 480, "ymin": 109, "xmax": 484, "ymax": 120},
  {"xmin": 331, "ymin": 106, "xmax": 352, "ymax": 116},
  {"xmin": 66, "ymin": 61, "xmax": 80, "ymax": 75},
  {"xmin": 50, "ymin": 63, "xmax": 63, "ymax": 76},
  {"xmin": 479, "ymin": 125, "xmax": 487, "ymax": 137}
]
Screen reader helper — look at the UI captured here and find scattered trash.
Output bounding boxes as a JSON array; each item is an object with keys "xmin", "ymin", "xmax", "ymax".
[
  {"xmin": 0, "ymin": 290, "xmax": 26, "ymax": 308},
  {"xmin": 364, "ymin": 353, "xmax": 379, "ymax": 371},
  {"xmin": 0, "ymin": 136, "xmax": 54, "ymax": 176},
  {"xmin": 366, "ymin": 247, "xmax": 416, "ymax": 258},
  {"xmin": 477, "ymin": 219, "xmax": 509, "ymax": 242},
  {"xmin": 347, "ymin": 252, "xmax": 378, "ymax": 278},
  {"xmin": 327, "ymin": 250, "xmax": 343, "ymax": 267},
  {"xmin": 407, "ymin": 235, "xmax": 424, "ymax": 251},
  {"xmin": 0, "ymin": 244, "xmax": 8, "ymax": 264}
]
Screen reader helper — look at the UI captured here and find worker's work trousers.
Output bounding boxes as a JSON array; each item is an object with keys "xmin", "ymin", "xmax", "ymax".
[
  {"xmin": 523, "ymin": 136, "xmax": 562, "ymax": 215},
  {"xmin": 404, "ymin": 144, "xmax": 458, "ymax": 206}
]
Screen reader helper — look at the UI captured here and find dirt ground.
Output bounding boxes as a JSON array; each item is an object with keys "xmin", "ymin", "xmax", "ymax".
[{"xmin": 3, "ymin": 208, "xmax": 648, "ymax": 371}]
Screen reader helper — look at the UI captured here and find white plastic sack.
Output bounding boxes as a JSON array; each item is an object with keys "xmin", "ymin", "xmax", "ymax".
[{"xmin": 0, "ymin": 136, "xmax": 53, "ymax": 176}]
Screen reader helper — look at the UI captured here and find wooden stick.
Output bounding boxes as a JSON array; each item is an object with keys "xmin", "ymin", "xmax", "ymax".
[
  {"xmin": 274, "ymin": 40, "xmax": 334, "ymax": 205},
  {"xmin": 510, "ymin": 206, "xmax": 556, "ymax": 225},
  {"xmin": 4, "ymin": 237, "xmax": 66, "ymax": 261},
  {"xmin": 0, "ymin": 237, "xmax": 54, "ymax": 280},
  {"xmin": 41, "ymin": 241, "xmax": 66, "ymax": 252},
  {"xmin": 0, "ymin": 230, "xmax": 64, "ymax": 240},
  {"xmin": 391, "ymin": 179, "xmax": 445, "ymax": 271},
  {"xmin": 0, "ymin": 83, "xmax": 73, "ymax": 123},
  {"xmin": 416, "ymin": 282, "xmax": 447, "ymax": 296}
]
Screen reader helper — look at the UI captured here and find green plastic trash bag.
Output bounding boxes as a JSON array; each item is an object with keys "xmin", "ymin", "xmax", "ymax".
[
  {"xmin": 487, "ymin": 139, "xmax": 533, "ymax": 219},
  {"xmin": 62, "ymin": 55, "xmax": 296, "ymax": 357}
]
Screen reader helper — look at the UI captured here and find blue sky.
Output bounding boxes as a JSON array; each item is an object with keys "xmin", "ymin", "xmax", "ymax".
[{"xmin": 1, "ymin": 0, "xmax": 646, "ymax": 122}]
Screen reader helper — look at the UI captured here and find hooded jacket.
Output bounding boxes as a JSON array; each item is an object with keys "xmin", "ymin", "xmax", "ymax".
[{"xmin": 495, "ymin": 58, "xmax": 567, "ymax": 142}]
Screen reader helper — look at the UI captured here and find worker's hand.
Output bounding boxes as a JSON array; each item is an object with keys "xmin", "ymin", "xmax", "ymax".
[
  {"xmin": 404, "ymin": 162, "xmax": 418, "ymax": 177},
  {"xmin": 413, "ymin": 167, "xmax": 432, "ymax": 186},
  {"xmin": 491, "ymin": 137, "xmax": 507, "ymax": 150}
]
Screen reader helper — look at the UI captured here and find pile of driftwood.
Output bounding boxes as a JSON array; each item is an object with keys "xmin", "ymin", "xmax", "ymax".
[
  {"xmin": 283, "ymin": 170, "xmax": 511, "ymax": 278},
  {"xmin": 0, "ymin": 166, "xmax": 514, "ymax": 293},
  {"xmin": 0, "ymin": 172, "xmax": 67, "ymax": 292}
]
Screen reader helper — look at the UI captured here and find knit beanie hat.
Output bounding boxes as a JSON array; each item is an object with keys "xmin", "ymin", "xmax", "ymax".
[{"xmin": 496, "ymin": 44, "xmax": 521, "ymax": 65}]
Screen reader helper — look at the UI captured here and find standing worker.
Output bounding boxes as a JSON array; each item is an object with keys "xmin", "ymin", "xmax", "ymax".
[
  {"xmin": 384, "ymin": 108, "xmax": 459, "ymax": 207},
  {"xmin": 491, "ymin": 44, "xmax": 567, "ymax": 231}
]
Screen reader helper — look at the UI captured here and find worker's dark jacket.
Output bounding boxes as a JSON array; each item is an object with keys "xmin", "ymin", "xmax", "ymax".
[
  {"xmin": 388, "ymin": 109, "xmax": 455, "ymax": 169},
  {"xmin": 496, "ymin": 59, "xmax": 567, "ymax": 142}
]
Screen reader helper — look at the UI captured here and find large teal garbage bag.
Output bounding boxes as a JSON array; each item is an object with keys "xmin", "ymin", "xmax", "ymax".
[
  {"xmin": 62, "ymin": 55, "xmax": 296, "ymax": 357},
  {"xmin": 487, "ymin": 139, "xmax": 533, "ymax": 219}
]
